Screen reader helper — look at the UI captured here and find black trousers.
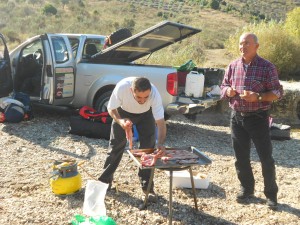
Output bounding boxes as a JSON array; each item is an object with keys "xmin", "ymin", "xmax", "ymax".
[
  {"xmin": 230, "ymin": 110, "xmax": 278, "ymax": 199},
  {"xmin": 98, "ymin": 108, "xmax": 156, "ymax": 191}
]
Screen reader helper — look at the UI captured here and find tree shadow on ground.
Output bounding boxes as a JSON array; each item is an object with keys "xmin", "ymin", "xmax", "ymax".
[{"xmin": 1, "ymin": 109, "xmax": 109, "ymax": 161}]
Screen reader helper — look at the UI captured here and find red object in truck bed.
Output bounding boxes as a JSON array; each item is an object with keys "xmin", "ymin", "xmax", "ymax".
[{"xmin": 177, "ymin": 71, "xmax": 189, "ymax": 87}]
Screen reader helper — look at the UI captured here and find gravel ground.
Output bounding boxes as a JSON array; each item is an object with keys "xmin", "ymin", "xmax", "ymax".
[{"xmin": 0, "ymin": 110, "xmax": 299, "ymax": 225}]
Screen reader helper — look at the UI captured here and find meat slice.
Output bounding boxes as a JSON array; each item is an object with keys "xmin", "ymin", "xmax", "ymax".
[
  {"xmin": 140, "ymin": 153, "xmax": 160, "ymax": 167},
  {"xmin": 132, "ymin": 151, "xmax": 145, "ymax": 157},
  {"xmin": 161, "ymin": 150, "xmax": 199, "ymax": 161}
]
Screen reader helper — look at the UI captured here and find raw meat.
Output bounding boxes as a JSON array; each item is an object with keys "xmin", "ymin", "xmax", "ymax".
[
  {"xmin": 141, "ymin": 153, "xmax": 159, "ymax": 167},
  {"xmin": 161, "ymin": 150, "xmax": 199, "ymax": 161}
]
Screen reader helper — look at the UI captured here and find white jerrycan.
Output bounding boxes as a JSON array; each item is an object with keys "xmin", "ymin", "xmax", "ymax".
[{"xmin": 185, "ymin": 71, "xmax": 205, "ymax": 98}]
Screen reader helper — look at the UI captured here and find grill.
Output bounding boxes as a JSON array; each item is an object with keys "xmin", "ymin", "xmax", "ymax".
[{"xmin": 127, "ymin": 146, "xmax": 212, "ymax": 225}]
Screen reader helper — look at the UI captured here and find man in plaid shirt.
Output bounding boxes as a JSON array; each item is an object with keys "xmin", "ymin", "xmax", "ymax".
[{"xmin": 221, "ymin": 32, "xmax": 283, "ymax": 208}]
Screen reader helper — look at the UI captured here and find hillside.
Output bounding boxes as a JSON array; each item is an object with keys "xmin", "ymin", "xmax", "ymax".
[
  {"xmin": 1, "ymin": 0, "xmax": 246, "ymax": 46},
  {"xmin": 1, "ymin": 0, "xmax": 298, "ymax": 67}
]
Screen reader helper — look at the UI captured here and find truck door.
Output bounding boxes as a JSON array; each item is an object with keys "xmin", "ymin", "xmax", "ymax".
[
  {"xmin": 46, "ymin": 34, "xmax": 76, "ymax": 106},
  {"xmin": 0, "ymin": 33, "xmax": 13, "ymax": 97}
]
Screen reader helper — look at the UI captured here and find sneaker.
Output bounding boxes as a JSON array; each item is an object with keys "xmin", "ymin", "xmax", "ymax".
[
  {"xmin": 142, "ymin": 190, "xmax": 157, "ymax": 203},
  {"xmin": 266, "ymin": 198, "xmax": 277, "ymax": 209},
  {"xmin": 236, "ymin": 191, "xmax": 254, "ymax": 201}
]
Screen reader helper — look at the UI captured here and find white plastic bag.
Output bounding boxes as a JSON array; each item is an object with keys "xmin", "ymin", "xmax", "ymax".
[
  {"xmin": 207, "ymin": 85, "xmax": 221, "ymax": 96},
  {"xmin": 83, "ymin": 180, "xmax": 109, "ymax": 217}
]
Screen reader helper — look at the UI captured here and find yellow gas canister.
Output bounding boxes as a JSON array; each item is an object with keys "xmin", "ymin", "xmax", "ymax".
[{"xmin": 50, "ymin": 160, "xmax": 82, "ymax": 195}]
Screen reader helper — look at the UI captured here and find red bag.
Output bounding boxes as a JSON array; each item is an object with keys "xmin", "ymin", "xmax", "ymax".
[{"xmin": 79, "ymin": 106, "xmax": 112, "ymax": 124}]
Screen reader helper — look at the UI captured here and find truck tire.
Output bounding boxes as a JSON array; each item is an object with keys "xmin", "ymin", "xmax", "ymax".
[
  {"xmin": 94, "ymin": 91, "xmax": 112, "ymax": 112},
  {"xmin": 104, "ymin": 28, "xmax": 132, "ymax": 48}
]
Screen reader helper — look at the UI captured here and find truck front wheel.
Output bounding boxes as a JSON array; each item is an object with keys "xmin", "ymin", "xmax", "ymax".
[{"xmin": 94, "ymin": 91, "xmax": 113, "ymax": 112}]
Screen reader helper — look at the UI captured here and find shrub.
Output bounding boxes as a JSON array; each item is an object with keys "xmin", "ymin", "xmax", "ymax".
[
  {"xmin": 43, "ymin": 4, "xmax": 57, "ymax": 15},
  {"xmin": 157, "ymin": 11, "xmax": 163, "ymax": 17},
  {"xmin": 225, "ymin": 20, "xmax": 300, "ymax": 80},
  {"xmin": 139, "ymin": 36, "xmax": 205, "ymax": 67},
  {"xmin": 284, "ymin": 7, "xmax": 300, "ymax": 39},
  {"xmin": 209, "ymin": 0, "xmax": 220, "ymax": 10}
]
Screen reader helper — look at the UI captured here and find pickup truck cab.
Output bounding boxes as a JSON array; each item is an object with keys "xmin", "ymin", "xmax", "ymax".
[{"xmin": 1, "ymin": 21, "xmax": 224, "ymax": 118}]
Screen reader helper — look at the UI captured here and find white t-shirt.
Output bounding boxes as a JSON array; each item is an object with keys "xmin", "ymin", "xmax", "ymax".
[{"xmin": 107, "ymin": 77, "xmax": 164, "ymax": 120}]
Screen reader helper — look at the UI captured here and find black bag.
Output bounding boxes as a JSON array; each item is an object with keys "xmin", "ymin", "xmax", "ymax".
[
  {"xmin": 69, "ymin": 116, "xmax": 111, "ymax": 140},
  {"xmin": 270, "ymin": 123, "xmax": 291, "ymax": 140}
]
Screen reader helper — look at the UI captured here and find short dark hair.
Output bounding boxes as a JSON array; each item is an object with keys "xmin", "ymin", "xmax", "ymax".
[{"xmin": 132, "ymin": 77, "xmax": 151, "ymax": 92}]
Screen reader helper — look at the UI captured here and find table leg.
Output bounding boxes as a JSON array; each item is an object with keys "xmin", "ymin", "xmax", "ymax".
[
  {"xmin": 169, "ymin": 170, "xmax": 173, "ymax": 225},
  {"xmin": 188, "ymin": 166, "xmax": 198, "ymax": 210},
  {"xmin": 140, "ymin": 168, "xmax": 155, "ymax": 210}
]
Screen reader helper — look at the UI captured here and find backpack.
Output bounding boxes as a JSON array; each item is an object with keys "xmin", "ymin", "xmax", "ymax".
[
  {"xmin": 11, "ymin": 91, "xmax": 33, "ymax": 120},
  {"xmin": 103, "ymin": 28, "xmax": 132, "ymax": 49},
  {"xmin": 1, "ymin": 103, "xmax": 25, "ymax": 123}
]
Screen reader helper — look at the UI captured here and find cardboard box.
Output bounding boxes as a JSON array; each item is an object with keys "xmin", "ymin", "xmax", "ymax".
[{"xmin": 164, "ymin": 170, "xmax": 210, "ymax": 189}]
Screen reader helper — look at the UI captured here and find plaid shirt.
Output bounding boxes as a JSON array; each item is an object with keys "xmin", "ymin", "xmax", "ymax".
[{"xmin": 221, "ymin": 55, "xmax": 283, "ymax": 112}]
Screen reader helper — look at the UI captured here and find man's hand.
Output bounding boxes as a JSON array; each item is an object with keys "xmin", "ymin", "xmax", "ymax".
[
  {"xmin": 119, "ymin": 118, "xmax": 132, "ymax": 130},
  {"xmin": 240, "ymin": 90, "xmax": 258, "ymax": 102},
  {"xmin": 226, "ymin": 87, "xmax": 237, "ymax": 97},
  {"xmin": 120, "ymin": 119, "xmax": 133, "ymax": 149},
  {"xmin": 155, "ymin": 144, "xmax": 166, "ymax": 157},
  {"xmin": 155, "ymin": 119, "xmax": 166, "ymax": 157}
]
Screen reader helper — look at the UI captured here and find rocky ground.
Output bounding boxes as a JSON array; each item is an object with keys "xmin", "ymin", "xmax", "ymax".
[{"xmin": 0, "ymin": 110, "xmax": 299, "ymax": 225}]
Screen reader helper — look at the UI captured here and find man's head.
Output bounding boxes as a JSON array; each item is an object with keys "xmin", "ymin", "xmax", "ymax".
[
  {"xmin": 131, "ymin": 77, "xmax": 152, "ymax": 104},
  {"xmin": 239, "ymin": 33, "xmax": 259, "ymax": 64}
]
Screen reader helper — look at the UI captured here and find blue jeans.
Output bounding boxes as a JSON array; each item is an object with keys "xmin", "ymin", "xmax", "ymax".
[
  {"xmin": 230, "ymin": 110, "xmax": 278, "ymax": 199},
  {"xmin": 98, "ymin": 108, "xmax": 156, "ymax": 191}
]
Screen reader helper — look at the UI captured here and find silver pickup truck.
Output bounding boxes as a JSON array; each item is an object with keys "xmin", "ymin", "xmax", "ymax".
[{"xmin": 0, "ymin": 21, "xmax": 224, "ymax": 118}]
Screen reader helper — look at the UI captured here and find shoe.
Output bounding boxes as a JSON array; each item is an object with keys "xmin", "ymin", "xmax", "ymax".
[
  {"xmin": 266, "ymin": 198, "xmax": 277, "ymax": 208},
  {"xmin": 142, "ymin": 190, "xmax": 157, "ymax": 203},
  {"xmin": 236, "ymin": 191, "xmax": 254, "ymax": 201}
]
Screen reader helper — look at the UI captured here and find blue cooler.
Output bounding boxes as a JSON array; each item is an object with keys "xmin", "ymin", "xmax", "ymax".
[{"xmin": 133, "ymin": 125, "xmax": 157, "ymax": 143}]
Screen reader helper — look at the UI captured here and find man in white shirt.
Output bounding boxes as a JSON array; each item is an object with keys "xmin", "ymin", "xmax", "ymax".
[{"xmin": 98, "ymin": 77, "xmax": 166, "ymax": 198}]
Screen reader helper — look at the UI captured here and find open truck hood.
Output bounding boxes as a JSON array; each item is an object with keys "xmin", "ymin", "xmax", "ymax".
[{"xmin": 91, "ymin": 21, "xmax": 201, "ymax": 63}]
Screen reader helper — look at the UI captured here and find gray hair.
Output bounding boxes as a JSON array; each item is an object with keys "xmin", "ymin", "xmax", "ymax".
[{"xmin": 241, "ymin": 32, "xmax": 259, "ymax": 44}]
